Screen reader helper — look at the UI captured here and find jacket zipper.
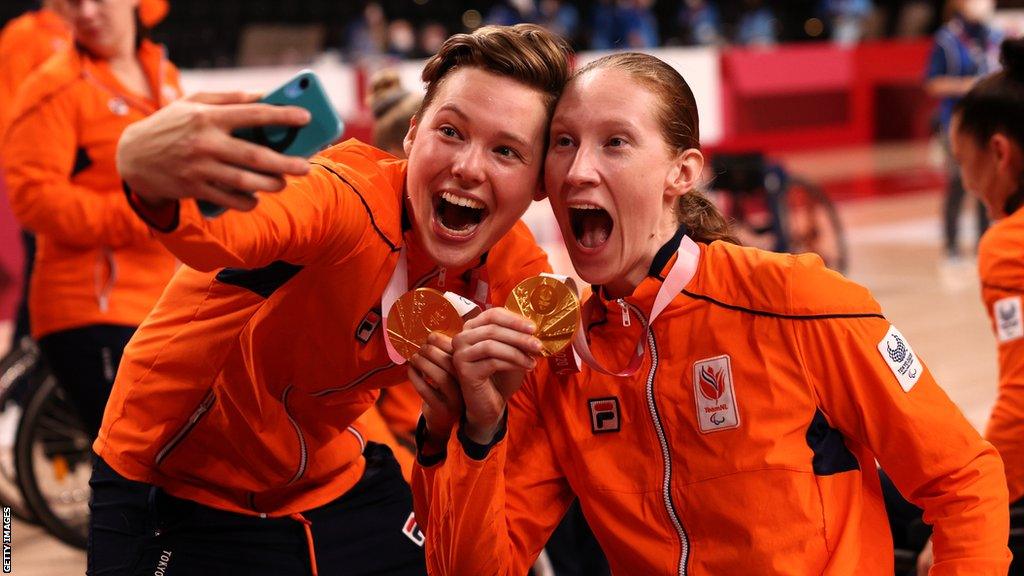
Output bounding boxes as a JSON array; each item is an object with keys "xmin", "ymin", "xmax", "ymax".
[
  {"xmin": 281, "ymin": 385, "xmax": 308, "ymax": 486},
  {"xmin": 154, "ymin": 389, "xmax": 216, "ymax": 465},
  {"xmin": 626, "ymin": 301, "xmax": 689, "ymax": 575}
]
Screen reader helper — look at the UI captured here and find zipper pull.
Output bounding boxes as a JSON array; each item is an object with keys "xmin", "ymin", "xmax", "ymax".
[
  {"xmin": 438, "ymin": 268, "xmax": 447, "ymax": 288},
  {"xmin": 617, "ymin": 299, "xmax": 631, "ymax": 327}
]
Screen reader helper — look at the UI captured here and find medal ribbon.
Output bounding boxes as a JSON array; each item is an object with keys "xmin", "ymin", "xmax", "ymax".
[
  {"xmin": 382, "ymin": 248, "xmax": 488, "ymax": 365},
  {"xmin": 382, "ymin": 247, "xmax": 410, "ymax": 365},
  {"xmin": 570, "ymin": 236, "xmax": 701, "ymax": 377}
]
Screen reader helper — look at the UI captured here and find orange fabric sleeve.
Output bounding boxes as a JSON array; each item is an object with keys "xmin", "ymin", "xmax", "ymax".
[
  {"xmin": 413, "ymin": 376, "xmax": 574, "ymax": 575},
  {"xmin": 986, "ymin": 330, "xmax": 1024, "ymax": 503},
  {"xmin": 2, "ymin": 91, "xmax": 153, "ymax": 248},
  {"xmin": 140, "ymin": 164, "xmax": 373, "ymax": 272},
  {"xmin": 792, "ymin": 308, "xmax": 1011, "ymax": 572},
  {"xmin": 977, "ymin": 228, "xmax": 1024, "ymax": 504}
]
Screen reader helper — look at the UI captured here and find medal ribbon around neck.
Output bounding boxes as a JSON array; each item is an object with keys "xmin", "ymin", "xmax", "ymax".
[
  {"xmin": 570, "ymin": 235, "xmax": 701, "ymax": 377},
  {"xmin": 382, "ymin": 247, "xmax": 488, "ymax": 365}
]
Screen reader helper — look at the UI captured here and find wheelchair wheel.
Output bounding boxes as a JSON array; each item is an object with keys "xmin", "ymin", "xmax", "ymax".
[
  {"xmin": 0, "ymin": 338, "xmax": 44, "ymax": 524},
  {"xmin": 780, "ymin": 176, "xmax": 849, "ymax": 274},
  {"xmin": 15, "ymin": 372, "xmax": 91, "ymax": 549}
]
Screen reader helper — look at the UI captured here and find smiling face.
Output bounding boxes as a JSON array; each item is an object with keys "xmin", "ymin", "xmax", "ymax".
[
  {"xmin": 545, "ymin": 66, "xmax": 701, "ymax": 296},
  {"xmin": 403, "ymin": 67, "xmax": 549, "ymax": 268}
]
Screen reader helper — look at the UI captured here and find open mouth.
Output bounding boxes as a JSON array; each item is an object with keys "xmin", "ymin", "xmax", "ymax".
[
  {"xmin": 569, "ymin": 203, "xmax": 613, "ymax": 249},
  {"xmin": 433, "ymin": 191, "xmax": 488, "ymax": 237}
]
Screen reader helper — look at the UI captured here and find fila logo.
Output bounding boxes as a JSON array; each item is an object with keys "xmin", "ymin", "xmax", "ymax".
[
  {"xmin": 402, "ymin": 512, "xmax": 424, "ymax": 547},
  {"xmin": 355, "ymin": 309, "xmax": 382, "ymax": 344},
  {"xmin": 692, "ymin": 355, "xmax": 740, "ymax": 433},
  {"xmin": 589, "ymin": 397, "xmax": 620, "ymax": 434}
]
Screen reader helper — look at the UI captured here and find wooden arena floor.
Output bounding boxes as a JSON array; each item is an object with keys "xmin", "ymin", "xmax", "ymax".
[{"xmin": 10, "ymin": 142, "xmax": 1001, "ymax": 575}]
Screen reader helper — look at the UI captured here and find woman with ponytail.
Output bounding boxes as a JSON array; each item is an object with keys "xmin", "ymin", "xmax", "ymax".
[
  {"xmin": 942, "ymin": 36, "xmax": 1024, "ymax": 572},
  {"xmin": 410, "ymin": 52, "xmax": 1011, "ymax": 574}
]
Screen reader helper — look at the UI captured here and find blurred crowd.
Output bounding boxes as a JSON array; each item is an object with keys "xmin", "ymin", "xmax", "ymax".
[{"xmin": 345, "ymin": 0, "xmax": 991, "ymax": 62}]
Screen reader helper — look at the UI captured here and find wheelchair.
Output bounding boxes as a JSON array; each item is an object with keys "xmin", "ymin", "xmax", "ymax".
[
  {"xmin": 708, "ymin": 152, "xmax": 849, "ymax": 273},
  {"xmin": 0, "ymin": 337, "xmax": 91, "ymax": 549}
]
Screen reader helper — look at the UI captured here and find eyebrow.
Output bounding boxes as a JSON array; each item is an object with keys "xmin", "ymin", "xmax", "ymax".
[{"xmin": 436, "ymin": 104, "xmax": 532, "ymax": 151}]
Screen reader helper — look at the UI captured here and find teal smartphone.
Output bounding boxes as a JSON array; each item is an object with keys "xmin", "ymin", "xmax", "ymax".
[{"xmin": 199, "ymin": 70, "xmax": 345, "ymax": 217}]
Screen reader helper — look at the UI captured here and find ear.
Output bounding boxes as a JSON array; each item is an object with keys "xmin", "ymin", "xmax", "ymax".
[
  {"xmin": 402, "ymin": 115, "xmax": 419, "ymax": 158},
  {"xmin": 991, "ymin": 133, "xmax": 1012, "ymax": 175},
  {"xmin": 665, "ymin": 148, "xmax": 704, "ymax": 198}
]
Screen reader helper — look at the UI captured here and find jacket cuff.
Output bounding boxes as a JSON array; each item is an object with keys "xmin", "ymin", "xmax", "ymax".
[
  {"xmin": 123, "ymin": 181, "xmax": 180, "ymax": 232},
  {"xmin": 414, "ymin": 415, "xmax": 447, "ymax": 468},
  {"xmin": 457, "ymin": 410, "xmax": 508, "ymax": 461}
]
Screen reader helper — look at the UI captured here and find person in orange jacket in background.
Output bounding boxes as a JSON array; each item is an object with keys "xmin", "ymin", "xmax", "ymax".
[
  {"xmin": 0, "ymin": 1, "xmax": 168, "ymax": 350},
  {"xmin": 934, "ymin": 36, "xmax": 1024, "ymax": 573},
  {"xmin": 91, "ymin": 24, "xmax": 568, "ymax": 576},
  {"xmin": 0, "ymin": 1, "xmax": 71, "ymax": 134},
  {"xmin": 2, "ymin": 0, "xmax": 181, "ymax": 439},
  {"xmin": 410, "ymin": 52, "xmax": 1012, "ymax": 575}
]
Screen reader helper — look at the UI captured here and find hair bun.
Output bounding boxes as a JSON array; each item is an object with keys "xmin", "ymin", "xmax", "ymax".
[{"xmin": 1001, "ymin": 38, "xmax": 1024, "ymax": 83}]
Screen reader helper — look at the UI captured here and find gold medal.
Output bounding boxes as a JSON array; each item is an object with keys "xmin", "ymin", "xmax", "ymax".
[
  {"xmin": 386, "ymin": 288, "xmax": 464, "ymax": 360},
  {"xmin": 505, "ymin": 276, "xmax": 580, "ymax": 356}
]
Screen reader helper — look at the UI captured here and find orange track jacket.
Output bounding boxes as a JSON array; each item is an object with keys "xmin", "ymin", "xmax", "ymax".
[
  {"xmin": 978, "ymin": 208, "xmax": 1024, "ymax": 504},
  {"xmin": 96, "ymin": 140, "xmax": 550, "ymax": 516},
  {"xmin": 415, "ymin": 232, "xmax": 1011, "ymax": 575},
  {"xmin": 0, "ymin": 8, "xmax": 70, "ymax": 135},
  {"xmin": 2, "ymin": 40, "xmax": 181, "ymax": 338}
]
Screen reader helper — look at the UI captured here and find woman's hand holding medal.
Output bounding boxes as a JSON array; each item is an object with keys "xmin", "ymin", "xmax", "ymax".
[{"xmin": 386, "ymin": 276, "xmax": 581, "ymax": 446}]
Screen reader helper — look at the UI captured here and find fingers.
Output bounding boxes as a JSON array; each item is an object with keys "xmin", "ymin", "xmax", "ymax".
[
  {"xmin": 211, "ymin": 137, "xmax": 310, "ymax": 179},
  {"xmin": 426, "ymin": 332, "xmax": 454, "ymax": 354},
  {"xmin": 456, "ymin": 338, "xmax": 538, "ymax": 373},
  {"xmin": 186, "ymin": 91, "xmax": 262, "ymax": 105},
  {"xmin": 455, "ymin": 322, "xmax": 543, "ymax": 359},
  {"xmin": 409, "ymin": 347, "xmax": 457, "ymax": 397},
  {"xmin": 465, "ymin": 307, "xmax": 536, "ymax": 334},
  {"xmin": 419, "ymin": 336, "xmax": 456, "ymax": 377},
  {"xmin": 214, "ymin": 103, "xmax": 311, "ymax": 131},
  {"xmin": 407, "ymin": 362, "xmax": 462, "ymax": 411},
  {"xmin": 198, "ymin": 161, "xmax": 288, "ymax": 196}
]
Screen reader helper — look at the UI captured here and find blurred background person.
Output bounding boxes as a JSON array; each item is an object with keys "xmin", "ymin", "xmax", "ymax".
[
  {"xmin": 0, "ymin": 0, "xmax": 73, "ymax": 359},
  {"xmin": 926, "ymin": 0, "xmax": 1002, "ymax": 262},
  {"xmin": 945, "ymin": 35, "xmax": 1024, "ymax": 575},
  {"xmin": 1, "ymin": 0, "xmax": 180, "ymax": 437},
  {"xmin": 678, "ymin": 0, "xmax": 723, "ymax": 46},
  {"xmin": 735, "ymin": 0, "xmax": 778, "ymax": 46},
  {"xmin": 821, "ymin": 0, "xmax": 877, "ymax": 44}
]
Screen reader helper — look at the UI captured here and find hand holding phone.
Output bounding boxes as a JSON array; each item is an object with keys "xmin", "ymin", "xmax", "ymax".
[{"xmin": 198, "ymin": 70, "xmax": 345, "ymax": 217}]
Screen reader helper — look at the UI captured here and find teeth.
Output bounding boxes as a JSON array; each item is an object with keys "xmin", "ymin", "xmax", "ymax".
[
  {"xmin": 568, "ymin": 202, "xmax": 603, "ymax": 210},
  {"xmin": 441, "ymin": 191, "xmax": 485, "ymax": 210}
]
